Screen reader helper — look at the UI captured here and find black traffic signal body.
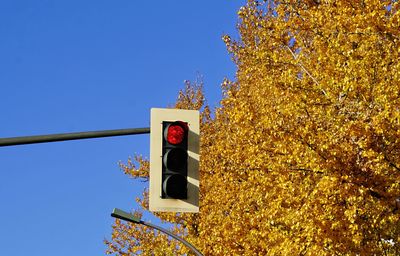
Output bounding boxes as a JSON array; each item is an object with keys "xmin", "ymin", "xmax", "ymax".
[{"xmin": 162, "ymin": 121, "xmax": 188, "ymax": 199}]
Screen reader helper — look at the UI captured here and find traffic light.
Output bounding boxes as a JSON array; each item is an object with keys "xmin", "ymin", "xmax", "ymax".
[
  {"xmin": 149, "ymin": 108, "xmax": 199, "ymax": 213},
  {"xmin": 161, "ymin": 121, "xmax": 188, "ymax": 199}
]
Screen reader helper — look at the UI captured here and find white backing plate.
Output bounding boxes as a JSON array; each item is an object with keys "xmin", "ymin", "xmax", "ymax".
[{"xmin": 149, "ymin": 108, "xmax": 199, "ymax": 213}]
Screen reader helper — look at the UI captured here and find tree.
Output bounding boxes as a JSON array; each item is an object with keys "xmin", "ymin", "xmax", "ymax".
[{"xmin": 105, "ymin": 1, "xmax": 400, "ymax": 255}]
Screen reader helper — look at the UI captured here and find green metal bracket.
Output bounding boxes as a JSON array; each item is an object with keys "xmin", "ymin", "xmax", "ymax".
[{"xmin": 111, "ymin": 208, "xmax": 142, "ymax": 223}]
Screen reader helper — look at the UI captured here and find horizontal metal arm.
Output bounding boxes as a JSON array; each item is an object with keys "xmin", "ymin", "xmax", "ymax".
[{"xmin": 0, "ymin": 127, "xmax": 150, "ymax": 147}]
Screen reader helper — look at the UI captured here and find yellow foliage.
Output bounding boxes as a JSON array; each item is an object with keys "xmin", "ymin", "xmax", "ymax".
[{"xmin": 106, "ymin": 1, "xmax": 400, "ymax": 255}]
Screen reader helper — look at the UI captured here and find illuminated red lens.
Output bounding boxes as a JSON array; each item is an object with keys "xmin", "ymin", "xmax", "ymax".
[{"xmin": 167, "ymin": 124, "xmax": 186, "ymax": 145}]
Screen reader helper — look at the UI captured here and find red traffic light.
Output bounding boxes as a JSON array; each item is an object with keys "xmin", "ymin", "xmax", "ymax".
[
  {"xmin": 161, "ymin": 121, "xmax": 189, "ymax": 199},
  {"xmin": 165, "ymin": 122, "xmax": 188, "ymax": 145},
  {"xmin": 149, "ymin": 108, "xmax": 200, "ymax": 212}
]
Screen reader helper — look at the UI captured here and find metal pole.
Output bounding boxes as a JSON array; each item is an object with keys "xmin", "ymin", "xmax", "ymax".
[
  {"xmin": 0, "ymin": 127, "xmax": 150, "ymax": 147},
  {"xmin": 111, "ymin": 208, "xmax": 203, "ymax": 256}
]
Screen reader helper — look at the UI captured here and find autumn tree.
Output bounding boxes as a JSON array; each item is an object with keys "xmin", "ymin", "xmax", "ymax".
[{"xmin": 105, "ymin": 0, "xmax": 400, "ymax": 255}]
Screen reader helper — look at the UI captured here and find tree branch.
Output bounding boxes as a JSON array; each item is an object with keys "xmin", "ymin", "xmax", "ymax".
[{"xmin": 285, "ymin": 45, "xmax": 327, "ymax": 96}]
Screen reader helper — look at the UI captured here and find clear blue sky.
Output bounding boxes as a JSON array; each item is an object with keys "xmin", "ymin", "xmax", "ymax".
[{"xmin": 0, "ymin": 1, "xmax": 244, "ymax": 255}]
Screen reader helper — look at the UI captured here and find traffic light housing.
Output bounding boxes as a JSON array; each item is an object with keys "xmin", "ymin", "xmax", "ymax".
[
  {"xmin": 149, "ymin": 108, "xmax": 199, "ymax": 212},
  {"xmin": 162, "ymin": 121, "xmax": 188, "ymax": 199}
]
